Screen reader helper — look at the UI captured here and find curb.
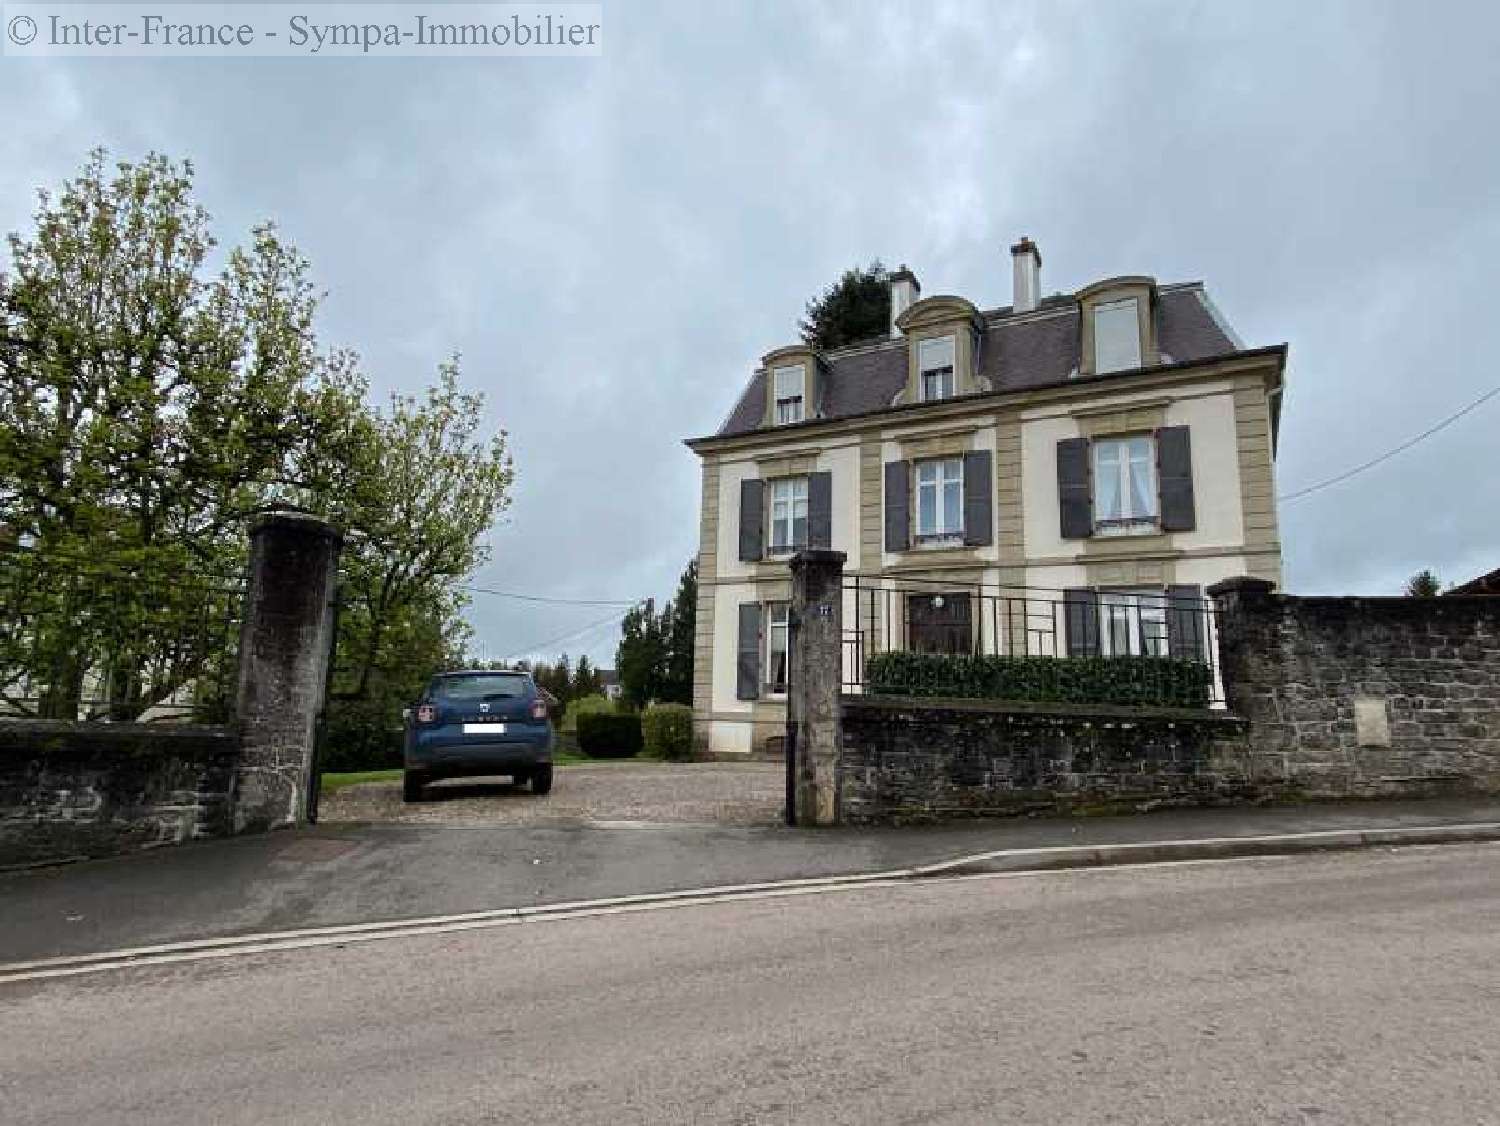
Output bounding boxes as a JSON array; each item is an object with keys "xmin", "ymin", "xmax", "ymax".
[
  {"xmin": 5, "ymin": 821, "xmax": 1498, "ymax": 985},
  {"xmin": 906, "ymin": 821, "xmax": 1500, "ymax": 878}
]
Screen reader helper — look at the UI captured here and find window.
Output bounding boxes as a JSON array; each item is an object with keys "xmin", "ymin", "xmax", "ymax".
[
  {"xmin": 768, "ymin": 477, "xmax": 808, "ymax": 553},
  {"xmin": 914, "ymin": 458, "xmax": 964, "ymax": 541},
  {"xmin": 766, "ymin": 602, "xmax": 790, "ymax": 694},
  {"xmin": 1093, "ymin": 298, "xmax": 1141, "ymax": 374},
  {"xmin": 773, "ymin": 365, "xmax": 805, "ymax": 425},
  {"xmin": 1092, "ymin": 435, "xmax": 1157, "ymax": 534},
  {"xmin": 907, "ymin": 593, "xmax": 973, "ymax": 655},
  {"xmin": 1098, "ymin": 591, "xmax": 1168, "ymax": 657},
  {"xmin": 917, "ymin": 336, "xmax": 956, "ymax": 401}
]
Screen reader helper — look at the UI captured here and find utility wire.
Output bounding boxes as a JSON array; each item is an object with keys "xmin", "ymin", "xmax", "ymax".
[
  {"xmin": 1278, "ymin": 383, "xmax": 1500, "ymax": 504},
  {"xmin": 460, "ymin": 584, "xmax": 638, "ymax": 607},
  {"xmin": 497, "ymin": 609, "xmax": 625, "ymax": 663}
]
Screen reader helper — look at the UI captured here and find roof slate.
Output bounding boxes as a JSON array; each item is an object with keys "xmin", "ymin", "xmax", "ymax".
[{"xmin": 716, "ymin": 284, "xmax": 1243, "ymax": 437}]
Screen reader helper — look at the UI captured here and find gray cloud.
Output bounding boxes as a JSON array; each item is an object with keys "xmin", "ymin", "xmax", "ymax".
[{"xmin": 4, "ymin": 1, "xmax": 1498, "ymax": 663}]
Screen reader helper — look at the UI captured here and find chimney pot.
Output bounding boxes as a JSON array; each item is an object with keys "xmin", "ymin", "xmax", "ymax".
[
  {"xmin": 888, "ymin": 266, "xmax": 921, "ymax": 337},
  {"xmin": 1010, "ymin": 237, "xmax": 1042, "ymax": 314}
]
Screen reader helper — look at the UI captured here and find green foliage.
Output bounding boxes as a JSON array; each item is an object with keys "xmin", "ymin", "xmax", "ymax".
[
  {"xmin": 865, "ymin": 652, "xmax": 1214, "ymax": 710},
  {"xmin": 0, "ymin": 149, "xmax": 364, "ymax": 719},
  {"xmin": 0, "ymin": 149, "xmax": 512, "ymax": 731},
  {"xmin": 660, "ymin": 561, "xmax": 696, "ymax": 706},
  {"xmin": 1404, "ymin": 569, "xmax": 1442, "ymax": 597},
  {"xmin": 563, "ymin": 692, "xmax": 615, "ymax": 734},
  {"xmin": 321, "ymin": 696, "xmax": 405, "ymax": 773},
  {"xmin": 799, "ymin": 261, "xmax": 890, "ymax": 352},
  {"xmin": 614, "ymin": 558, "xmax": 696, "ymax": 709},
  {"xmin": 641, "ymin": 703, "xmax": 694, "ymax": 761},
  {"xmin": 576, "ymin": 711, "xmax": 643, "ymax": 758}
]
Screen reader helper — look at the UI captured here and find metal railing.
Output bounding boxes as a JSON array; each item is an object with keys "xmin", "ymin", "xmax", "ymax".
[
  {"xmin": 0, "ymin": 547, "xmax": 247, "ymax": 723},
  {"xmin": 840, "ymin": 572, "xmax": 1223, "ymax": 707}
]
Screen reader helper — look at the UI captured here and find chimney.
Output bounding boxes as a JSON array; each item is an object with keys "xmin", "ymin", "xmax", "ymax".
[
  {"xmin": 1010, "ymin": 236, "xmax": 1041, "ymax": 314},
  {"xmin": 888, "ymin": 266, "xmax": 920, "ymax": 336}
]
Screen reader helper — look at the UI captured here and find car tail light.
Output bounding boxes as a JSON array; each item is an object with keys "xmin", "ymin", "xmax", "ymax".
[
  {"xmin": 416, "ymin": 704, "xmax": 436, "ymax": 724},
  {"xmin": 530, "ymin": 700, "xmax": 549, "ymax": 721}
]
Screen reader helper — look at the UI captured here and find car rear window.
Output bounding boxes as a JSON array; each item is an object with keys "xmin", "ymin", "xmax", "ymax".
[{"xmin": 430, "ymin": 674, "xmax": 531, "ymax": 700}]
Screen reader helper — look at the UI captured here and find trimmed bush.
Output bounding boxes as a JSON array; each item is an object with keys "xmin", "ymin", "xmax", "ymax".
[
  {"xmin": 642, "ymin": 703, "xmax": 694, "ymax": 760},
  {"xmin": 320, "ymin": 697, "xmax": 404, "ymax": 773},
  {"xmin": 576, "ymin": 711, "xmax": 643, "ymax": 758},
  {"xmin": 563, "ymin": 693, "xmax": 615, "ymax": 734},
  {"xmin": 865, "ymin": 651, "xmax": 1213, "ymax": 710}
]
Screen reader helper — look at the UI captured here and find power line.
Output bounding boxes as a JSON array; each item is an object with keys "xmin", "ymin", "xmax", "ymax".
[
  {"xmin": 1278, "ymin": 383, "xmax": 1500, "ymax": 504},
  {"xmin": 460, "ymin": 584, "xmax": 638, "ymax": 607},
  {"xmin": 497, "ymin": 609, "xmax": 625, "ymax": 663}
]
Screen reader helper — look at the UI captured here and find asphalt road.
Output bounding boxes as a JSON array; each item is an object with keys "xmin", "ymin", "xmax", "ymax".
[{"xmin": 4, "ymin": 844, "xmax": 1500, "ymax": 1125}]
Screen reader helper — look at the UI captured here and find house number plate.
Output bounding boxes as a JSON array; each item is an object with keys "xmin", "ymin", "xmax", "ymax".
[{"xmin": 815, "ymin": 604, "xmax": 834, "ymax": 619}]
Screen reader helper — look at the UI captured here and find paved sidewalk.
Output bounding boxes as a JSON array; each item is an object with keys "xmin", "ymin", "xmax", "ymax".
[{"xmin": 4, "ymin": 797, "xmax": 1500, "ymax": 964}]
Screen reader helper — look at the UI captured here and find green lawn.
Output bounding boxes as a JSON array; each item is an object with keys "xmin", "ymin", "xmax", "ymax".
[{"xmin": 320, "ymin": 751, "xmax": 616, "ymax": 792}]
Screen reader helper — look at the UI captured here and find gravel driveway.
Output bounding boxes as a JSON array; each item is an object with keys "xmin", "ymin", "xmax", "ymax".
[{"xmin": 320, "ymin": 761, "xmax": 784, "ymax": 827}]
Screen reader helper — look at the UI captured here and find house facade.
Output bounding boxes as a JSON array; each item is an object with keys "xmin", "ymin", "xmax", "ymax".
[{"xmin": 684, "ymin": 238, "xmax": 1286, "ymax": 757}]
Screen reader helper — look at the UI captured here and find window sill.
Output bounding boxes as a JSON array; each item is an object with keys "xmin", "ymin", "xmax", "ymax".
[
  {"xmin": 910, "ymin": 536, "xmax": 968, "ymax": 551},
  {"xmin": 1093, "ymin": 522, "xmax": 1160, "ymax": 538}
]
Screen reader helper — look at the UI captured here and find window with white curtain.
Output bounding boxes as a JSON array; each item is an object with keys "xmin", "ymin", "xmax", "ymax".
[
  {"xmin": 1098, "ymin": 590, "xmax": 1169, "ymax": 657},
  {"xmin": 1093, "ymin": 298, "xmax": 1142, "ymax": 373},
  {"xmin": 914, "ymin": 458, "xmax": 964, "ymax": 540},
  {"xmin": 766, "ymin": 602, "xmax": 790, "ymax": 694},
  {"xmin": 917, "ymin": 335, "xmax": 956, "ymax": 401},
  {"xmin": 1092, "ymin": 435, "xmax": 1157, "ymax": 534},
  {"xmin": 768, "ymin": 477, "xmax": 808, "ymax": 553},
  {"xmin": 773, "ymin": 365, "xmax": 805, "ymax": 424}
]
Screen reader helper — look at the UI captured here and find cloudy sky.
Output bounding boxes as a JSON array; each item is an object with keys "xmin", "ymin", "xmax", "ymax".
[{"xmin": 4, "ymin": 1, "xmax": 1498, "ymax": 663}]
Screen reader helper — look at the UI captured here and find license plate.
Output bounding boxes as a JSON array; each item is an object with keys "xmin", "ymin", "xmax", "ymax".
[{"xmin": 463, "ymin": 722, "xmax": 508, "ymax": 734}]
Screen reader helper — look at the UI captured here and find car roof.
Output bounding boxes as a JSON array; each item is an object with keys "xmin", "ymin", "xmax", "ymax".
[{"xmin": 433, "ymin": 669, "xmax": 531, "ymax": 678}]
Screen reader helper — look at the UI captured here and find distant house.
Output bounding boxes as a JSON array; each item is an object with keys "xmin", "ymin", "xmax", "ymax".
[
  {"xmin": 1447, "ymin": 567, "xmax": 1500, "ymax": 596},
  {"xmin": 597, "ymin": 669, "xmax": 624, "ymax": 701}
]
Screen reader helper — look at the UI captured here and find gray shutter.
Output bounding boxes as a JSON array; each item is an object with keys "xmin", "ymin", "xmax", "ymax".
[
  {"xmin": 738, "ymin": 479, "xmax": 764, "ymax": 562},
  {"xmin": 962, "ymin": 450, "xmax": 993, "ymax": 547},
  {"xmin": 1166, "ymin": 584, "xmax": 1205, "ymax": 662},
  {"xmin": 1063, "ymin": 588, "xmax": 1099, "ymax": 656},
  {"xmin": 884, "ymin": 460, "xmax": 910, "ymax": 552},
  {"xmin": 1157, "ymin": 426, "xmax": 1196, "ymax": 532},
  {"xmin": 807, "ymin": 472, "xmax": 832, "ymax": 550},
  {"xmin": 1056, "ymin": 437, "xmax": 1093, "ymax": 539},
  {"xmin": 735, "ymin": 603, "xmax": 761, "ymax": 700}
]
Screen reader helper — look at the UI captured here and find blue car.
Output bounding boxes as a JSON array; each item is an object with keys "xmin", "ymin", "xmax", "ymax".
[{"xmin": 403, "ymin": 670, "xmax": 554, "ymax": 802}]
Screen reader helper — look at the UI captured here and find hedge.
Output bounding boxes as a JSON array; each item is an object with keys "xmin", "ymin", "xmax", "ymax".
[
  {"xmin": 576, "ymin": 711, "xmax": 643, "ymax": 758},
  {"xmin": 563, "ymin": 693, "xmax": 616, "ymax": 734},
  {"xmin": 864, "ymin": 651, "xmax": 1213, "ymax": 710},
  {"xmin": 642, "ymin": 703, "xmax": 694, "ymax": 760},
  {"xmin": 320, "ymin": 698, "xmax": 405, "ymax": 773}
]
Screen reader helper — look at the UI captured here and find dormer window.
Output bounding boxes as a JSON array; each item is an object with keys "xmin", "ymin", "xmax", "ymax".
[
  {"xmin": 1093, "ymin": 298, "xmax": 1142, "ymax": 374},
  {"xmin": 773, "ymin": 365, "xmax": 805, "ymax": 425},
  {"xmin": 917, "ymin": 336, "xmax": 956, "ymax": 401}
]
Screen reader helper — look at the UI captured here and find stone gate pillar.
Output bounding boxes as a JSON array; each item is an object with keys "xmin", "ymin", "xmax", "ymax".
[
  {"xmin": 233, "ymin": 512, "xmax": 342, "ymax": 833},
  {"xmin": 788, "ymin": 549, "xmax": 845, "ymax": 826}
]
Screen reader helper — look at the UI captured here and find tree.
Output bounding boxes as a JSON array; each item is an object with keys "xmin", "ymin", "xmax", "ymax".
[
  {"xmin": 613, "ymin": 559, "xmax": 696, "ymax": 710},
  {"xmin": 573, "ymin": 653, "xmax": 600, "ymax": 699},
  {"xmin": 799, "ymin": 261, "xmax": 889, "ymax": 352},
  {"xmin": 615, "ymin": 598, "xmax": 668, "ymax": 709},
  {"xmin": 322, "ymin": 355, "xmax": 513, "ymax": 745},
  {"xmin": 1404, "ymin": 569, "xmax": 1442, "ymax": 597},
  {"xmin": 0, "ymin": 149, "xmax": 363, "ymax": 718},
  {"xmin": 660, "ymin": 559, "xmax": 697, "ymax": 706}
]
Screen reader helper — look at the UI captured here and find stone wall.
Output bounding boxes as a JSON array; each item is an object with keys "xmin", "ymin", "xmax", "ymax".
[
  {"xmin": 0, "ymin": 721, "xmax": 240, "ymax": 867},
  {"xmin": 1211, "ymin": 578, "xmax": 1500, "ymax": 797},
  {"xmin": 840, "ymin": 695, "xmax": 1251, "ymax": 825}
]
